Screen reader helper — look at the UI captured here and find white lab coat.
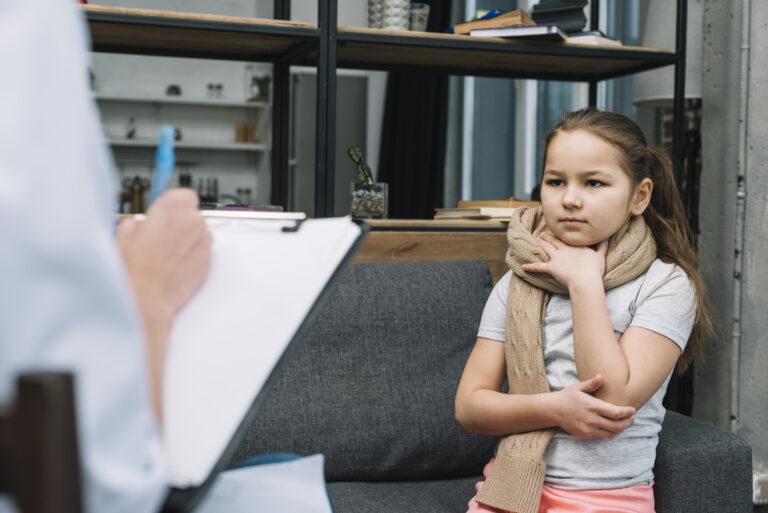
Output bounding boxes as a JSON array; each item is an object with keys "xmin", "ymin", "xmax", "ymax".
[{"xmin": 0, "ymin": 1, "xmax": 168, "ymax": 512}]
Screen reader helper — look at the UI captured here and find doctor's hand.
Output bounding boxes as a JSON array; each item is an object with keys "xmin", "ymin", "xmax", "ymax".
[
  {"xmin": 117, "ymin": 188, "xmax": 212, "ymax": 321},
  {"xmin": 552, "ymin": 374, "xmax": 636, "ymax": 439},
  {"xmin": 116, "ymin": 188, "xmax": 213, "ymax": 423}
]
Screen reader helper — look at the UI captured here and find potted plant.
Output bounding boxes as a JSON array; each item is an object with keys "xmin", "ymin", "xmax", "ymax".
[{"xmin": 348, "ymin": 146, "xmax": 388, "ymax": 219}]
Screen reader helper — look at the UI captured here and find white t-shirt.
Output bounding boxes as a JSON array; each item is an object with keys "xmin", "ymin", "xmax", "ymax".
[
  {"xmin": 478, "ymin": 259, "xmax": 696, "ymax": 489},
  {"xmin": 0, "ymin": 2, "xmax": 167, "ymax": 511}
]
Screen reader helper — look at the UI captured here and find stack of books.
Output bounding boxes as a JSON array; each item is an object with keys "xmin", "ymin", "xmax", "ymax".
[
  {"xmin": 470, "ymin": 24, "xmax": 565, "ymax": 41},
  {"xmin": 434, "ymin": 199, "xmax": 540, "ymax": 220},
  {"xmin": 456, "ymin": 8, "xmax": 586, "ymax": 42},
  {"xmin": 453, "ymin": 9, "xmax": 535, "ymax": 35}
]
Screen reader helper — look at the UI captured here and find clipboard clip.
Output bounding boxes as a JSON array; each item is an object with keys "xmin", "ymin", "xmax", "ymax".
[{"xmin": 282, "ymin": 218, "xmax": 306, "ymax": 233}]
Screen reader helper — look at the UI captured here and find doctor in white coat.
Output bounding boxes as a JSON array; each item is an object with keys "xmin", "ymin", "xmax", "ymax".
[{"xmin": 0, "ymin": 1, "xmax": 212, "ymax": 511}]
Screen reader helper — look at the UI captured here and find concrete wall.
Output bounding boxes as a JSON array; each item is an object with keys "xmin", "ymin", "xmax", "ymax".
[
  {"xmin": 697, "ymin": 0, "xmax": 768, "ymax": 496},
  {"xmin": 736, "ymin": 0, "xmax": 768, "ymax": 476}
]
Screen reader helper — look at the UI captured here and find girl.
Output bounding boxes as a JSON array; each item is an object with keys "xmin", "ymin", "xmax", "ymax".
[{"xmin": 454, "ymin": 108, "xmax": 715, "ymax": 513}]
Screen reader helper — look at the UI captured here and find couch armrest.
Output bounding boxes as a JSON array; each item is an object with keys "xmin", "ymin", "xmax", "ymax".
[{"xmin": 654, "ymin": 411, "xmax": 752, "ymax": 513}]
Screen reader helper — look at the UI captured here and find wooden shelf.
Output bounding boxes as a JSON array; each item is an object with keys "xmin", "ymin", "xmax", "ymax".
[
  {"xmin": 84, "ymin": 5, "xmax": 318, "ymax": 62},
  {"xmin": 364, "ymin": 219, "xmax": 508, "ymax": 231},
  {"xmin": 94, "ymin": 94, "xmax": 270, "ymax": 108},
  {"xmin": 332, "ymin": 26, "xmax": 675, "ymax": 80},
  {"xmin": 84, "ymin": 6, "xmax": 673, "ymax": 81},
  {"xmin": 109, "ymin": 138, "xmax": 267, "ymax": 152}
]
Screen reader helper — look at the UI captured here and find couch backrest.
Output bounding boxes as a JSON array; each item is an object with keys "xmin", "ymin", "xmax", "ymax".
[{"xmin": 229, "ymin": 261, "xmax": 498, "ymax": 481}]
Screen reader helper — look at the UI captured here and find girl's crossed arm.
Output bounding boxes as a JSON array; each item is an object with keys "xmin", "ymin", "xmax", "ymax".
[
  {"xmin": 523, "ymin": 232, "xmax": 684, "ymax": 410},
  {"xmin": 568, "ymin": 278, "xmax": 682, "ymax": 409},
  {"xmin": 455, "ymin": 338, "xmax": 636, "ymax": 439}
]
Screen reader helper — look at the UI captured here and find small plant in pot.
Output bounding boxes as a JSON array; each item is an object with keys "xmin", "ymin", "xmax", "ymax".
[{"xmin": 348, "ymin": 146, "xmax": 388, "ymax": 219}]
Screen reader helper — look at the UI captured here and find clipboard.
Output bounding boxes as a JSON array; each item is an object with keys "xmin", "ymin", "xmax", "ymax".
[{"xmin": 159, "ymin": 215, "xmax": 368, "ymax": 512}]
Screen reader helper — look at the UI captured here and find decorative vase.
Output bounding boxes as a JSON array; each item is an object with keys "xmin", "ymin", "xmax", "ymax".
[
  {"xmin": 369, "ymin": 0, "xmax": 410, "ymax": 31},
  {"xmin": 368, "ymin": 0, "xmax": 383, "ymax": 29},
  {"xmin": 350, "ymin": 182, "xmax": 388, "ymax": 219}
]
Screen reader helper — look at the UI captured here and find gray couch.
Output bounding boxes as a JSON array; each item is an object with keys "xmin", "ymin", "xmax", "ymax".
[{"xmin": 231, "ymin": 262, "xmax": 752, "ymax": 513}]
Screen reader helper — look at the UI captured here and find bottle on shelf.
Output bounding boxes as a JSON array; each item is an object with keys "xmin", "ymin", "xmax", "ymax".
[
  {"xmin": 236, "ymin": 187, "xmax": 253, "ymax": 205},
  {"xmin": 125, "ymin": 117, "xmax": 137, "ymax": 140},
  {"xmin": 178, "ymin": 173, "xmax": 192, "ymax": 188}
]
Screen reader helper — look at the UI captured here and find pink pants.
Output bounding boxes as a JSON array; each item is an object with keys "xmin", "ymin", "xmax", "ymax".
[{"xmin": 467, "ymin": 459, "xmax": 656, "ymax": 513}]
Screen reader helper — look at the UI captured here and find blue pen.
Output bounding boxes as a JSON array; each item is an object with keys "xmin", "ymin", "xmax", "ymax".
[{"xmin": 149, "ymin": 125, "xmax": 176, "ymax": 204}]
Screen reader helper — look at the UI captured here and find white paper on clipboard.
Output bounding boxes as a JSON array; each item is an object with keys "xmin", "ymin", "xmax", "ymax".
[{"xmin": 162, "ymin": 215, "xmax": 362, "ymax": 488}]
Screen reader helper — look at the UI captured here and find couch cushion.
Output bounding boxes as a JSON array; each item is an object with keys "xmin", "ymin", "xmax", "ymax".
[
  {"xmin": 654, "ymin": 411, "xmax": 752, "ymax": 513},
  {"xmin": 230, "ymin": 261, "xmax": 497, "ymax": 481},
  {"xmin": 327, "ymin": 476, "xmax": 479, "ymax": 513}
]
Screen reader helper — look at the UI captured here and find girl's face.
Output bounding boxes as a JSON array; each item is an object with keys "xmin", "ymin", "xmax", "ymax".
[{"xmin": 540, "ymin": 129, "xmax": 652, "ymax": 247}]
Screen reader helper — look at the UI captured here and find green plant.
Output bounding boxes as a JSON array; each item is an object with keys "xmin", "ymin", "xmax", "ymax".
[{"xmin": 347, "ymin": 146, "xmax": 374, "ymax": 185}]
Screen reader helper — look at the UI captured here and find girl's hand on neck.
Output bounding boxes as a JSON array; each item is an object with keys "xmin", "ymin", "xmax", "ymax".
[{"xmin": 521, "ymin": 231, "xmax": 608, "ymax": 291}]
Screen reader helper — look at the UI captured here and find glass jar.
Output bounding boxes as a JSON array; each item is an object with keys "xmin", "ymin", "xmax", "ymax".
[{"xmin": 350, "ymin": 182, "xmax": 388, "ymax": 219}]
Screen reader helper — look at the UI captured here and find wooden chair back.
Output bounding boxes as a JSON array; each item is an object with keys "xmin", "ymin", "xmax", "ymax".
[{"xmin": 0, "ymin": 372, "xmax": 83, "ymax": 513}]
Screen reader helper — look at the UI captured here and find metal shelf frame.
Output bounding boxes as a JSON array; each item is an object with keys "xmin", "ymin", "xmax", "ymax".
[
  {"xmin": 85, "ymin": 0, "xmax": 688, "ymax": 218},
  {"xmin": 333, "ymin": 31, "xmax": 676, "ymax": 81},
  {"xmin": 306, "ymin": 0, "xmax": 687, "ymax": 217}
]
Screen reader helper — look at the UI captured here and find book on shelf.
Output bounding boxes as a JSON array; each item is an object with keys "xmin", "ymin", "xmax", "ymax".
[
  {"xmin": 470, "ymin": 24, "xmax": 566, "ymax": 41},
  {"xmin": 435, "ymin": 207, "xmax": 519, "ymax": 220},
  {"xmin": 566, "ymin": 31, "xmax": 622, "ymax": 47},
  {"xmin": 198, "ymin": 203, "xmax": 307, "ymax": 220},
  {"xmin": 199, "ymin": 209, "xmax": 306, "ymax": 221},
  {"xmin": 453, "ymin": 9, "xmax": 535, "ymax": 36},
  {"xmin": 458, "ymin": 199, "xmax": 540, "ymax": 209}
]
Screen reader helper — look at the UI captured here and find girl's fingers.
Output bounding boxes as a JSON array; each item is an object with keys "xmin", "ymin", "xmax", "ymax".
[
  {"xmin": 593, "ymin": 414, "xmax": 635, "ymax": 434},
  {"xmin": 539, "ymin": 231, "xmax": 570, "ymax": 252},
  {"xmin": 592, "ymin": 399, "xmax": 635, "ymax": 420},
  {"xmin": 539, "ymin": 231, "xmax": 562, "ymax": 249},
  {"xmin": 522, "ymin": 262, "xmax": 548, "ymax": 274},
  {"xmin": 577, "ymin": 374, "xmax": 604, "ymax": 393},
  {"xmin": 537, "ymin": 237, "xmax": 558, "ymax": 255},
  {"xmin": 597, "ymin": 239, "xmax": 609, "ymax": 257}
]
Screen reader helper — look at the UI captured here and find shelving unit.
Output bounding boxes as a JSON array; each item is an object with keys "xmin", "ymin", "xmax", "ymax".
[
  {"xmin": 84, "ymin": 1, "xmax": 689, "ymax": 218},
  {"xmin": 108, "ymin": 138, "xmax": 267, "ymax": 152},
  {"xmin": 333, "ymin": 27, "xmax": 675, "ymax": 80},
  {"xmin": 84, "ymin": 5, "xmax": 318, "ymax": 61},
  {"xmin": 95, "ymin": 94, "xmax": 269, "ymax": 108},
  {"xmin": 96, "ymin": 93, "xmax": 269, "ymax": 158}
]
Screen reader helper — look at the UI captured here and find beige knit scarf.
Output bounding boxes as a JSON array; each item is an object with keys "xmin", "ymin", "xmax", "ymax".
[{"xmin": 474, "ymin": 206, "xmax": 657, "ymax": 513}]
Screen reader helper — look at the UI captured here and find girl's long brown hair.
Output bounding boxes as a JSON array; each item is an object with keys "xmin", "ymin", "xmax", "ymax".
[{"xmin": 543, "ymin": 107, "xmax": 715, "ymax": 373}]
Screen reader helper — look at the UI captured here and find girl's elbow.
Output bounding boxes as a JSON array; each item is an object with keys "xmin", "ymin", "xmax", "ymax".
[
  {"xmin": 454, "ymin": 394, "xmax": 477, "ymax": 433},
  {"xmin": 455, "ymin": 412, "xmax": 481, "ymax": 434},
  {"xmin": 455, "ymin": 412, "xmax": 471, "ymax": 432},
  {"xmin": 596, "ymin": 380, "xmax": 650, "ymax": 410},
  {"xmin": 454, "ymin": 398, "xmax": 469, "ymax": 430},
  {"xmin": 593, "ymin": 388, "xmax": 637, "ymax": 409}
]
